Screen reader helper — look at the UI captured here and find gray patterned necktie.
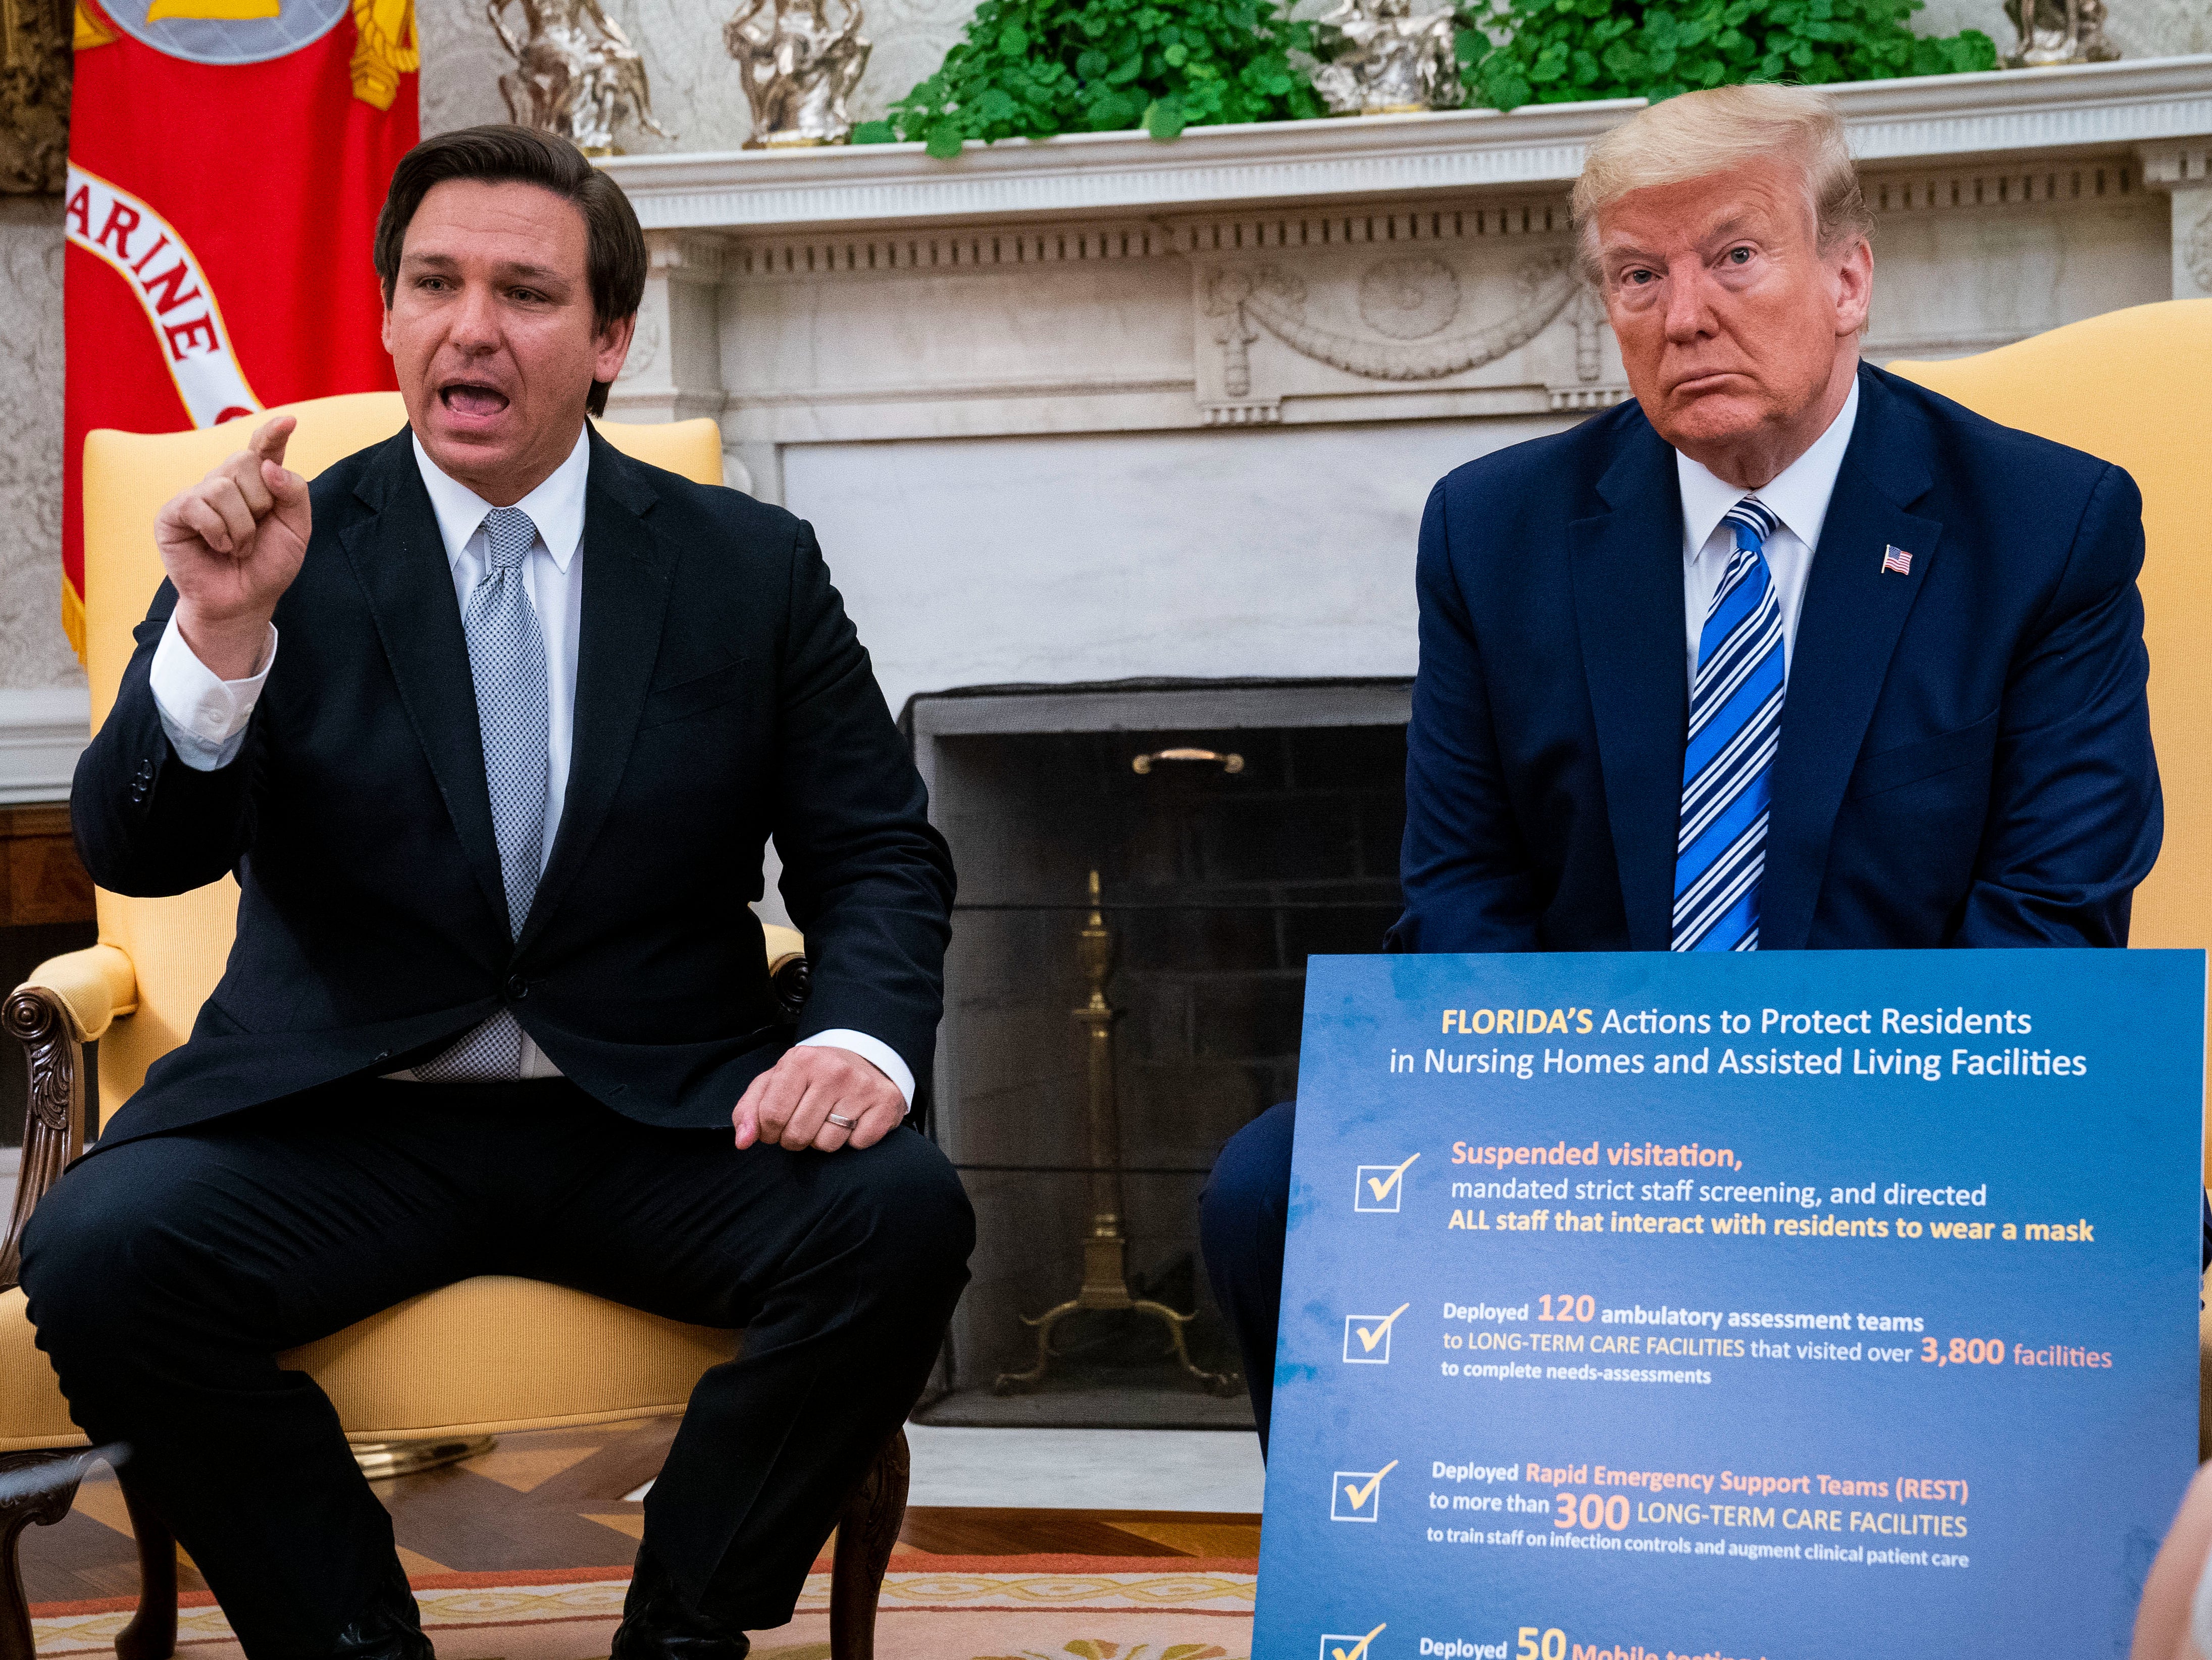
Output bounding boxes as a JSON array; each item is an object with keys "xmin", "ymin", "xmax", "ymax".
[{"xmin": 416, "ymin": 505, "xmax": 551, "ymax": 1080}]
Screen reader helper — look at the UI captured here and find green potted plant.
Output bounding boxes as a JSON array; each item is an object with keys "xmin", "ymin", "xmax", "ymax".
[
  {"xmin": 853, "ymin": 0, "xmax": 1321, "ymax": 153},
  {"xmin": 1458, "ymin": 0, "xmax": 1997, "ymax": 111},
  {"xmin": 858, "ymin": 0, "xmax": 1999, "ymax": 155}
]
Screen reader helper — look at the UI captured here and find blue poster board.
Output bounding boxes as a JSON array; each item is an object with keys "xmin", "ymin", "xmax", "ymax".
[{"xmin": 1255, "ymin": 950, "xmax": 2204, "ymax": 1660}]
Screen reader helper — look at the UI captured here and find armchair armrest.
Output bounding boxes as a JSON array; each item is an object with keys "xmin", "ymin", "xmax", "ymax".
[
  {"xmin": 762, "ymin": 923, "xmax": 811, "ymax": 1024},
  {"xmin": 17, "ymin": 945, "xmax": 136, "ymax": 1043},
  {"xmin": 762, "ymin": 923, "xmax": 804, "ymax": 973},
  {"xmin": 1, "ymin": 946, "xmax": 138, "ymax": 1290}
]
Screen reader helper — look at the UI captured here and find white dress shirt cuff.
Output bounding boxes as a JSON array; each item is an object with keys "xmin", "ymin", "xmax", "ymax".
[
  {"xmin": 798, "ymin": 1029, "xmax": 916, "ymax": 1109},
  {"xmin": 150, "ymin": 617, "xmax": 278, "ymax": 772}
]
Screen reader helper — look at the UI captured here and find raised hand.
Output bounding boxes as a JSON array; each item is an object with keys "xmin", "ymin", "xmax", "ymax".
[{"xmin": 155, "ymin": 415, "xmax": 312, "ymax": 681}]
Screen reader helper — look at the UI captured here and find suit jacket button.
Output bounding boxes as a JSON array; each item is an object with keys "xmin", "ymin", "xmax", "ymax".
[{"xmin": 505, "ymin": 974, "xmax": 529, "ymax": 1000}]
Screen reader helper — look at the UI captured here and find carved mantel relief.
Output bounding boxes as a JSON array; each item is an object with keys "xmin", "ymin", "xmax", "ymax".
[
  {"xmin": 2140, "ymin": 141, "xmax": 2212, "ymax": 301},
  {"xmin": 2186, "ymin": 206, "xmax": 2212, "ymax": 295},
  {"xmin": 1195, "ymin": 241, "xmax": 1624, "ymax": 426},
  {"xmin": 692, "ymin": 145, "xmax": 2177, "ymax": 455}
]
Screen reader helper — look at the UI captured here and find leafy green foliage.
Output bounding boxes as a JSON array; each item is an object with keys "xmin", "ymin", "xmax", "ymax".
[
  {"xmin": 1456, "ymin": 0, "xmax": 1997, "ymax": 112},
  {"xmin": 851, "ymin": 0, "xmax": 1319, "ymax": 153},
  {"xmin": 853, "ymin": 0, "xmax": 1999, "ymax": 156}
]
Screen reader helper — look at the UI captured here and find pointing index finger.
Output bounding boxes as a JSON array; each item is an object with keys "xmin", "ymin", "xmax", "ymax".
[{"xmin": 248, "ymin": 414, "xmax": 296, "ymax": 469}]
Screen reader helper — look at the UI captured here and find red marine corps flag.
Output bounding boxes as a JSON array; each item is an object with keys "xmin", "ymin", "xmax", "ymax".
[{"xmin": 61, "ymin": 0, "xmax": 420, "ymax": 658}]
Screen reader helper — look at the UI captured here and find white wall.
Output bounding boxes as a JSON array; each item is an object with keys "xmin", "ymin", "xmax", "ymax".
[
  {"xmin": 0, "ymin": 198, "xmax": 80, "ymax": 697},
  {"xmin": 1918, "ymin": 0, "xmax": 2212, "ymax": 59},
  {"xmin": 420, "ymin": 0, "xmax": 980, "ymax": 151}
]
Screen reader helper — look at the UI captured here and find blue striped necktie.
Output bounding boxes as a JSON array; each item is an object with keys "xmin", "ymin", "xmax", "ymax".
[{"xmin": 1672, "ymin": 497, "xmax": 1784, "ymax": 952}]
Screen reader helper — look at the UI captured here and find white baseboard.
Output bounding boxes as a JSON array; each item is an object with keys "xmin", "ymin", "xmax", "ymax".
[{"xmin": 0, "ymin": 688, "xmax": 88, "ymax": 806}]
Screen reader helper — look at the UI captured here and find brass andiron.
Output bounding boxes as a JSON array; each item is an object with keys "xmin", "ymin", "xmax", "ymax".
[
  {"xmin": 995, "ymin": 871, "xmax": 1237, "ymax": 1396},
  {"xmin": 1131, "ymin": 748, "xmax": 1243, "ymax": 775}
]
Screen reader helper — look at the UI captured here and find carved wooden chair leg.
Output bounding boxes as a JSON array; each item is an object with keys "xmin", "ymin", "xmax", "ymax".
[
  {"xmin": 114, "ymin": 1475, "xmax": 177, "ymax": 1660},
  {"xmin": 0, "ymin": 1450, "xmax": 87, "ymax": 1660},
  {"xmin": 827, "ymin": 1428, "xmax": 909, "ymax": 1660}
]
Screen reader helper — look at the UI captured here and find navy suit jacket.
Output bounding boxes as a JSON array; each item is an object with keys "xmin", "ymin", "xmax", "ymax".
[
  {"xmin": 1390, "ymin": 362, "xmax": 2161, "ymax": 953},
  {"xmin": 74, "ymin": 427, "xmax": 954, "ymax": 1150}
]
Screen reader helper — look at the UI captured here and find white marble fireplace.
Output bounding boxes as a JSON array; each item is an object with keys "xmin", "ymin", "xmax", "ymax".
[
  {"xmin": 596, "ymin": 58, "xmax": 2212, "ymax": 1413},
  {"xmin": 601, "ymin": 56, "xmax": 2212, "ymax": 721}
]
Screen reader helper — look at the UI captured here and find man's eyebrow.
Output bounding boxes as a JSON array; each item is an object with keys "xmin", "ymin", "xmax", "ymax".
[
  {"xmin": 1693, "ymin": 211, "xmax": 1773, "ymax": 248},
  {"xmin": 1600, "ymin": 206, "xmax": 1779, "ymax": 266},
  {"xmin": 397, "ymin": 250, "xmax": 570, "ymax": 284}
]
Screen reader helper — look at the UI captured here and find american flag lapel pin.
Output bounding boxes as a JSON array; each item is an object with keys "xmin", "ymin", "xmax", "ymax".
[{"xmin": 1881, "ymin": 544, "xmax": 1914, "ymax": 576}]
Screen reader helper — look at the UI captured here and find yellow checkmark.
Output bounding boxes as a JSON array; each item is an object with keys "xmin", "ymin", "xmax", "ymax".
[
  {"xmin": 1332, "ymin": 1623, "xmax": 1387, "ymax": 1660},
  {"xmin": 1355, "ymin": 1303, "xmax": 1412, "ymax": 1352},
  {"xmin": 1366, "ymin": 1153, "xmax": 1421, "ymax": 1202},
  {"xmin": 1342, "ymin": 1459, "xmax": 1400, "ymax": 1511}
]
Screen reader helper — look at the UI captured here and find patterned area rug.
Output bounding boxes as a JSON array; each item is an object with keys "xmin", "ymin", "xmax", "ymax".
[{"xmin": 31, "ymin": 1555, "xmax": 1258, "ymax": 1660}]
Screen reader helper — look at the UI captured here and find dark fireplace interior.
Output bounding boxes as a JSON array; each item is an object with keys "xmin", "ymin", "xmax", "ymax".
[{"xmin": 909, "ymin": 681, "xmax": 1409, "ymax": 1426}]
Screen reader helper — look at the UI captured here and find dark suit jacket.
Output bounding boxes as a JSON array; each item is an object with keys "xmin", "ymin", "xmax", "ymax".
[
  {"xmin": 1389, "ymin": 362, "xmax": 2160, "ymax": 953},
  {"xmin": 74, "ymin": 426, "xmax": 954, "ymax": 1149}
]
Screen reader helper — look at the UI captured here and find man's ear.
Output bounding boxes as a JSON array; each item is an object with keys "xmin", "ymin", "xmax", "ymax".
[
  {"xmin": 379, "ymin": 289, "xmax": 395, "ymax": 356},
  {"xmin": 1830, "ymin": 235, "xmax": 1873, "ymax": 339},
  {"xmin": 593, "ymin": 312, "xmax": 638, "ymax": 388}
]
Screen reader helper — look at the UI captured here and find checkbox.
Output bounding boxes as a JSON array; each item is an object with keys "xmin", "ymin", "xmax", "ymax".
[
  {"xmin": 1319, "ymin": 1628, "xmax": 1385, "ymax": 1660},
  {"xmin": 1342, "ymin": 1303, "xmax": 1408, "ymax": 1364},
  {"xmin": 1331, "ymin": 1460, "xmax": 1396, "ymax": 1521},
  {"xmin": 1354, "ymin": 1153, "xmax": 1419, "ymax": 1212}
]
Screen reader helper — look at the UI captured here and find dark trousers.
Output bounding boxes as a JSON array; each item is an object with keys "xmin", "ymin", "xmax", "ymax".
[
  {"xmin": 19, "ymin": 1078, "xmax": 973, "ymax": 1656},
  {"xmin": 1196, "ymin": 1099, "xmax": 1295, "ymax": 1458}
]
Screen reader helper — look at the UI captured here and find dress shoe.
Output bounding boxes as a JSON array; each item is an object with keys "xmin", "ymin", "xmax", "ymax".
[
  {"xmin": 613, "ymin": 1546, "xmax": 751, "ymax": 1660},
  {"xmin": 326, "ymin": 1561, "xmax": 432, "ymax": 1660}
]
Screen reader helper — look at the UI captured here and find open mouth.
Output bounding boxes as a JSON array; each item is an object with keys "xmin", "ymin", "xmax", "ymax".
[{"xmin": 439, "ymin": 382, "xmax": 511, "ymax": 418}]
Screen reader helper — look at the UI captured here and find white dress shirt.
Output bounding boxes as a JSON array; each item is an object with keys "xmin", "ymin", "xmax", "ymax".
[
  {"xmin": 147, "ymin": 426, "xmax": 913, "ymax": 1104},
  {"xmin": 1676, "ymin": 376, "xmax": 1860, "ymax": 691}
]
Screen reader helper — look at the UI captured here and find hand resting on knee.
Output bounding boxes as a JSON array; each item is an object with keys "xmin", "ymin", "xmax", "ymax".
[{"xmin": 733, "ymin": 1045, "xmax": 905, "ymax": 1153}]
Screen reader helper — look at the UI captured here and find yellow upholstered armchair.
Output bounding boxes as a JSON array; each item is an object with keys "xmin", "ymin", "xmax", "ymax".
[
  {"xmin": 0, "ymin": 394, "xmax": 906, "ymax": 1660},
  {"xmin": 1886, "ymin": 299, "xmax": 2212, "ymax": 957},
  {"xmin": 1888, "ymin": 301, "xmax": 2212, "ymax": 1443}
]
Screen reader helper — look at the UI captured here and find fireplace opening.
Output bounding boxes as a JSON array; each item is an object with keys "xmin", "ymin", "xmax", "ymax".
[{"xmin": 908, "ymin": 680, "xmax": 1410, "ymax": 1427}]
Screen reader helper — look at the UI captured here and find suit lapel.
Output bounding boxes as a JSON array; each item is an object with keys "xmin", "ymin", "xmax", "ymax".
[
  {"xmin": 518, "ymin": 432, "xmax": 673, "ymax": 950},
  {"xmin": 1571, "ymin": 418, "xmax": 1690, "ymax": 952},
  {"xmin": 1760, "ymin": 368, "xmax": 1942, "ymax": 950},
  {"xmin": 341, "ymin": 431, "xmax": 509, "ymax": 926}
]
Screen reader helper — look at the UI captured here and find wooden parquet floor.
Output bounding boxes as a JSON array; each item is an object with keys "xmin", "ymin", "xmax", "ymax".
[{"xmin": 20, "ymin": 1418, "xmax": 1264, "ymax": 1605}]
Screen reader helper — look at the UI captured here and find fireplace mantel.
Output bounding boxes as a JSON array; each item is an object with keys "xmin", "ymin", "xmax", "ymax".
[
  {"xmin": 600, "ymin": 57, "xmax": 2212, "ymax": 231},
  {"xmin": 591, "ymin": 58, "xmax": 2211, "ymax": 721}
]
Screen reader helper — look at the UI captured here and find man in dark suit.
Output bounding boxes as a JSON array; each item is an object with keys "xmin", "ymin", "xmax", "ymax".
[
  {"xmin": 1200, "ymin": 83, "xmax": 2162, "ymax": 1452},
  {"xmin": 23, "ymin": 126, "xmax": 971, "ymax": 1660}
]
